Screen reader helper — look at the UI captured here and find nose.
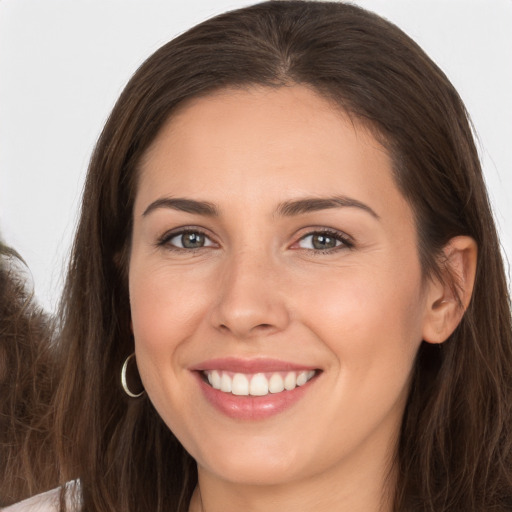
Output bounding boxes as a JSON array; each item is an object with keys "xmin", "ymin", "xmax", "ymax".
[{"xmin": 210, "ymin": 249, "xmax": 291, "ymax": 339}]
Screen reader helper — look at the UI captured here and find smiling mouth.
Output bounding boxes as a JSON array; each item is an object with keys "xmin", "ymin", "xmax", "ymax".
[{"xmin": 201, "ymin": 369, "xmax": 319, "ymax": 397}]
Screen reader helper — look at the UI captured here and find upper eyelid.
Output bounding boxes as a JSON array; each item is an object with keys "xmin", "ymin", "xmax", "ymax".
[
  {"xmin": 159, "ymin": 226, "xmax": 214, "ymax": 242},
  {"xmin": 294, "ymin": 227, "xmax": 354, "ymax": 244}
]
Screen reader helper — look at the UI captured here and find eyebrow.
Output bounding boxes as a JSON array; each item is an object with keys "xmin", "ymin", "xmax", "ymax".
[
  {"xmin": 142, "ymin": 197, "xmax": 219, "ymax": 217},
  {"xmin": 142, "ymin": 195, "xmax": 379, "ymax": 219},
  {"xmin": 275, "ymin": 196, "xmax": 380, "ymax": 219}
]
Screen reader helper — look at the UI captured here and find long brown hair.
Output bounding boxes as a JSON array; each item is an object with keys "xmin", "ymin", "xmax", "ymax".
[
  {"xmin": 0, "ymin": 243, "xmax": 58, "ymax": 506},
  {"xmin": 53, "ymin": 2, "xmax": 512, "ymax": 510}
]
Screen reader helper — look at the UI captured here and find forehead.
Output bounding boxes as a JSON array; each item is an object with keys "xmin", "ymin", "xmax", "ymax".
[{"xmin": 136, "ymin": 85, "xmax": 408, "ymax": 222}]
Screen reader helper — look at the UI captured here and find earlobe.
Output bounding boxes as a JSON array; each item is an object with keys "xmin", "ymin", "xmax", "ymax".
[{"xmin": 422, "ymin": 236, "xmax": 478, "ymax": 344}]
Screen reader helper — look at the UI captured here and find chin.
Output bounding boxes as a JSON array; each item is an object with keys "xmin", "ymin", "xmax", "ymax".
[
  {"xmin": 190, "ymin": 431, "xmax": 322, "ymax": 487},
  {"xmin": 200, "ymin": 455, "xmax": 303, "ymax": 486}
]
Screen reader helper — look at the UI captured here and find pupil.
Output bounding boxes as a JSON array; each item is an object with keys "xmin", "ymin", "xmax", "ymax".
[
  {"xmin": 182, "ymin": 232, "xmax": 204, "ymax": 248},
  {"xmin": 313, "ymin": 234, "xmax": 336, "ymax": 250}
]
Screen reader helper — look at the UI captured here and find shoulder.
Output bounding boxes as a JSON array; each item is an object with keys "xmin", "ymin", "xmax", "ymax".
[
  {"xmin": 2, "ymin": 488, "xmax": 61, "ymax": 512},
  {"xmin": 3, "ymin": 482, "xmax": 80, "ymax": 512}
]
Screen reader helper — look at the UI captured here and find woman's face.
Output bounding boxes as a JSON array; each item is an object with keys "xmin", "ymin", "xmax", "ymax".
[{"xmin": 129, "ymin": 85, "xmax": 432, "ymax": 489}]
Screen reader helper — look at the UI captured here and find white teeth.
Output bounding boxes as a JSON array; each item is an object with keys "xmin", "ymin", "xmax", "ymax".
[
  {"xmin": 232, "ymin": 373, "xmax": 249, "ymax": 395},
  {"xmin": 209, "ymin": 370, "xmax": 221, "ymax": 389},
  {"xmin": 284, "ymin": 372, "xmax": 296, "ymax": 391},
  {"xmin": 296, "ymin": 371, "xmax": 308, "ymax": 386},
  {"xmin": 268, "ymin": 373, "xmax": 285, "ymax": 393},
  {"xmin": 204, "ymin": 369, "xmax": 317, "ymax": 396},
  {"xmin": 220, "ymin": 372, "xmax": 232, "ymax": 393},
  {"xmin": 249, "ymin": 373, "xmax": 269, "ymax": 396}
]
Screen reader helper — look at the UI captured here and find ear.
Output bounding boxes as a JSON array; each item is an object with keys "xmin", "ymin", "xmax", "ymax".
[{"xmin": 422, "ymin": 236, "xmax": 477, "ymax": 344}]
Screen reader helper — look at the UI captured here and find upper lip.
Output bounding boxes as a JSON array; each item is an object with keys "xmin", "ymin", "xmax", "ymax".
[{"xmin": 190, "ymin": 357, "xmax": 319, "ymax": 373}]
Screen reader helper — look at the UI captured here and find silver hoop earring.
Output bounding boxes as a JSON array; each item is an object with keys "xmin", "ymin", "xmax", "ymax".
[{"xmin": 121, "ymin": 353, "xmax": 145, "ymax": 398}]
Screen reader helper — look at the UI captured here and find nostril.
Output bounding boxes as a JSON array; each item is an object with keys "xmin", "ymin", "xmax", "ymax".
[
  {"xmin": 249, "ymin": 323, "xmax": 278, "ymax": 335},
  {"xmin": 217, "ymin": 322, "xmax": 277, "ymax": 337}
]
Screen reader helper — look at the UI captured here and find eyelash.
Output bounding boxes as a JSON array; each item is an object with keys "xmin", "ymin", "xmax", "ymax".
[
  {"xmin": 295, "ymin": 228, "xmax": 354, "ymax": 254},
  {"xmin": 156, "ymin": 227, "xmax": 354, "ymax": 254}
]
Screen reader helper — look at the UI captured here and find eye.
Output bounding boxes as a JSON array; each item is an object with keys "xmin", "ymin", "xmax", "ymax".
[
  {"xmin": 295, "ymin": 230, "xmax": 352, "ymax": 252},
  {"xmin": 159, "ymin": 229, "xmax": 216, "ymax": 250}
]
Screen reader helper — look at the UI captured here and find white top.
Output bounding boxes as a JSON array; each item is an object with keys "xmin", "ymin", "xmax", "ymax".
[
  {"xmin": 3, "ymin": 483, "xmax": 79, "ymax": 512},
  {"xmin": 3, "ymin": 488, "xmax": 61, "ymax": 512}
]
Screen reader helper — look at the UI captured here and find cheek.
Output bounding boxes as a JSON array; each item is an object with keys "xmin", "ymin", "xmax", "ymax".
[
  {"xmin": 292, "ymin": 266, "xmax": 424, "ymax": 451},
  {"xmin": 128, "ymin": 261, "xmax": 206, "ymax": 408},
  {"xmin": 130, "ymin": 260, "xmax": 211, "ymax": 350},
  {"xmin": 298, "ymin": 255, "xmax": 425, "ymax": 381},
  {"xmin": 308, "ymin": 261, "xmax": 422, "ymax": 325}
]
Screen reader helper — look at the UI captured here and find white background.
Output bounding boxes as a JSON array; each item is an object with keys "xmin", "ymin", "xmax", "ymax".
[{"xmin": 1, "ymin": 0, "xmax": 511, "ymax": 313}]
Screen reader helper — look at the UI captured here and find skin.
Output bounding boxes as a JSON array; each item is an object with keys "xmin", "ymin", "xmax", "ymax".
[{"xmin": 128, "ymin": 85, "xmax": 476, "ymax": 512}]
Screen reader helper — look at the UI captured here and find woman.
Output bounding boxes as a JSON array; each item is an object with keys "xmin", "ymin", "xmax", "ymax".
[
  {"xmin": 0, "ymin": 242, "xmax": 58, "ymax": 506},
  {"xmin": 6, "ymin": 1, "xmax": 512, "ymax": 511}
]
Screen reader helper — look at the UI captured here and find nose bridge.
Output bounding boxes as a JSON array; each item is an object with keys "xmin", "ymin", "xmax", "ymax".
[{"xmin": 211, "ymin": 242, "xmax": 289, "ymax": 338}]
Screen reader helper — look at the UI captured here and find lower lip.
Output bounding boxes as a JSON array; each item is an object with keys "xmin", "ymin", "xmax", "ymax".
[{"xmin": 194, "ymin": 373, "xmax": 317, "ymax": 420}]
